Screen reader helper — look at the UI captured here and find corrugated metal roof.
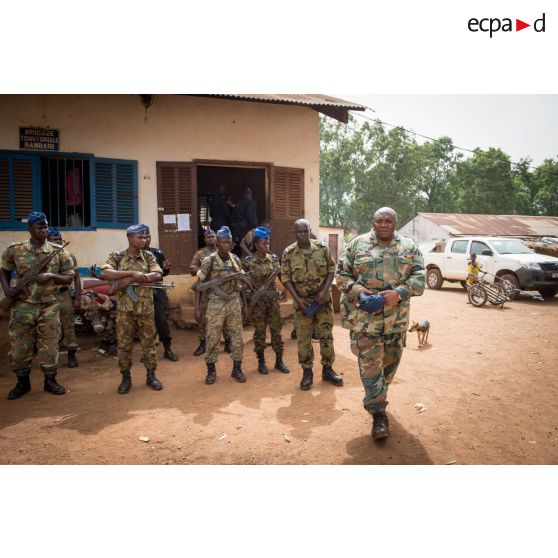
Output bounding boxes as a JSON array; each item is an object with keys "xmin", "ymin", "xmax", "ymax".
[{"xmin": 418, "ymin": 213, "xmax": 558, "ymax": 237}]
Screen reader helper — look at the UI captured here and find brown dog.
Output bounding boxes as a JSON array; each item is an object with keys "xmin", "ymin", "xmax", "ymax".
[{"xmin": 409, "ymin": 320, "xmax": 430, "ymax": 347}]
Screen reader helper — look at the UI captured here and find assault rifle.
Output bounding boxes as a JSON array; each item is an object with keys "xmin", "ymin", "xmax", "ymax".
[
  {"xmin": 81, "ymin": 277, "xmax": 174, "ymax": 303},
  {"xmin": 246, "ymin": 268, "xmax": 282, "ymax": 320},
  {"xmin": 0, "ymin": 241, "xmax": 70, "ymax": 312},
  {"xmin": 196, "ymin": 271, "xmax": 253, "ymax": 301}
]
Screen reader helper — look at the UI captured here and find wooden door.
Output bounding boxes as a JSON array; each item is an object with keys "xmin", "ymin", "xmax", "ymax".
[
  {"xmin": 270, "ymin": 166, "xmax": 304, "ymax": 257},
  {"xmin": 328, "ymin": 233, "xmax": 339, "ymax": 261},
  {"xmin": 156, "ymin": 162, "xmax": 197, "ymax": 273}
]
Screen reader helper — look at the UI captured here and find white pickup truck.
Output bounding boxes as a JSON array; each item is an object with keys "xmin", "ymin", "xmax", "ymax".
[{"xmin": 422, "ymin": 236, "xmax": 558, "ymax": 299}]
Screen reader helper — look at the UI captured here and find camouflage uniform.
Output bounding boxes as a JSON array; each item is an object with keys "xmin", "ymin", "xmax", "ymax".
[
  {"xmin": 335, "ymin": 231, "xmax": 425, "ymax": 414},
  {"xmin": 58, "ymin": 250, "xmax": 79, "ymax": 350},
  {"xmin": 1, "ymin": 240, "xmax": 75, "ymax": 377},
  {"xmin": 197, "ymin": 252, "xmax": 244, "ymax": 364},
  {"xmin": 101, "ymin": 250, "xmax": 162, "ymax": 373},
  {"xmin": 242, "ymin": 252, "xmax": 284, "ymax": 354},
  {"xmin": 190, "ymin": 246, "xmax": 216, "ymax": 342},
  {"xmin": 281, "ymin": 240, "xmax": 336, "ymax": 369}
]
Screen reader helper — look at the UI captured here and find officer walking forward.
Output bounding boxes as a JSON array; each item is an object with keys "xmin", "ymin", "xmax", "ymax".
[
  {"xmin": 335, "ymin": 207, "xmax": 425, "ymax": 440},
  {"xmin": 195, "ymin": 226, "xmax": 249, "ymax": 384},
  {"xmin": 145, "ymin": 229, "xmax": 179, "ymax": 361},
  {"xmin": 1, "ymin": 212, "xmax": 75, "ymax": 399},
  {"xmin": 242, "ymin": 226, "xmax": 289, "ymax": 374},
  {"xmin": 281, "ymin": 219, "xmax": 343, "ymax": 390},
  {"xmin": 47, "ymin": 227, "xmax": 81, "ymax": 368},
  {"xmin": 100, "ymin": 224, "xmax": 164, "ymax": 394}
]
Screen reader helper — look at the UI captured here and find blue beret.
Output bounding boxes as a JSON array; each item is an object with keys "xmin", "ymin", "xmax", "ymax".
[
  {"xmin": 216, "ymin": 226, "xmax": 232, "ymax": 239},
  {"xmin": 47, "ymin": 227, "xmax": 61, "ymax": 237},
  {"xmin": 27, "ymin": 211, "xmax": 48, "ymax": 225},
  {"xmin": 254, "ymin": 227, "xmax": 271, "ymax": 240},
  {"xmin": 126, "ymin": 223, "xmax": 150, "ymax": 236},
  {"xmin": 243, "ymin": 187, "xmax": 252, "ymax": 195},
  {"xmin": 204, "ymin": 228, "xmax": 216, "ymax": 237},
  {"xmin": 358, "ymin": 293, "xmax": 385, "ymax": 314}
]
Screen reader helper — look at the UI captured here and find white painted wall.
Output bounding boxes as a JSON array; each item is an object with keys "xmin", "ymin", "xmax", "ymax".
[{"xmin": 0, "ymin": 95, "xmax": 320, "ymax": 266}]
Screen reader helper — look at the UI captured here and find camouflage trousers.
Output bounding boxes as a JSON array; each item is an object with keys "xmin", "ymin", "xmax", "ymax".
[
  {"xmin": 198, "ymin": 292, "xmax": 230, "ymax": 343},
  {"xmin": 293, "ymin": 300, "xmax": 335, "ymax": 369},
  {"xmin": 59, "ymin": 289, "xmax": 78, "ymax": 350},
  {"xmin": 251, "ymin": 297, "xmax": 284, "ymax": 354},
  {"xmin": 350, "ymin": 331, "xmax": 405, "ymax": 414},
  {"xmin": 116, "ymin": 311, "xmax": 157, "ymax": 372},
  {"xmin": 205, "ymin": 295, "xmax": 243, "ymax": 364},
  {"xmin": 9, "ymin": 300, "xmax": 61, "ymax": 376}
]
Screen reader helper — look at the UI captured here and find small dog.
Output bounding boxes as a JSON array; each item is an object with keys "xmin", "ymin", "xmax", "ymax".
[{"xmin": 409, "ymin": 320, "xmax": 430, "ymax": 347}]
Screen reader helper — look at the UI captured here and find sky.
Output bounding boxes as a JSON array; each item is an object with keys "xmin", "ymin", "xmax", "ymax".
[{"xmin": 337, "ymin": 95, "xmax": 558, "ymax": 166}]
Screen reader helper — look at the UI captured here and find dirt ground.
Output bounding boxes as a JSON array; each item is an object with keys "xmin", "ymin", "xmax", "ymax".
[{"xmin": 0, "ymin": 285, "xmax": 557, "ymax": 465}]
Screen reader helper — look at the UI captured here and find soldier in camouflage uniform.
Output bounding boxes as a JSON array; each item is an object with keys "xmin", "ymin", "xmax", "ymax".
[
  {"xmin": 189, "ymin": 229, "xmax": 231, "ymax": 356},
  {"xmin": 0, "ymin": 212, "xmax": 75, "ymax": 400},
  {"xmin": 281, "ymin": 219, "xmax": 343, "ymax": 390},
  {"xmin": 47, "ymin": 227, "xmax": 81, "ymax": 368},
  {"xmin": 242, "ymin": 227, "xmax": 289, "ymax": 374},
  {"xmin": 195, "ymin": 226, "xmax": 248, "ymax": 385},
  {"xmin": 335, "ymin": 207, "xmax": 425, "ymax": 440},
  {"xmin": 101, "ymin": 224, "xmax": 164, "ymax": 394}
]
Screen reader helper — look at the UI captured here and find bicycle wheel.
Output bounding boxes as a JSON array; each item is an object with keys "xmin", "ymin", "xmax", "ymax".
[{"xmin": 468, "ymin": 284, "xmax": 487, "ymax": 306}]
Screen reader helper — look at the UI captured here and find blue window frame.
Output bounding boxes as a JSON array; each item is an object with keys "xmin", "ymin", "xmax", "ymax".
[{"xmin": 0, "ymin": 150, "xmax": 138, "ymax": 230}]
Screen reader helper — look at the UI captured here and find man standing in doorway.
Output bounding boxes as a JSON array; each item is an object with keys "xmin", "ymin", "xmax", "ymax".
[
  {"xmin": 281, "ymin": 219, "xmax": 343, "ymax": 390},
  {"xmin": 145, "ymin": 229, "xmax": 179, "ymax": 361},
  {"xmin": 209, "ymin": 184, "xmax": 233, "ymax": 232},
  {"xmin": 231, "ymin": 187, "xmax": 258, "ymax": 249},
  {"xmin": 335, "ymin": 207, "xmax": 425, "ymax": 441}
]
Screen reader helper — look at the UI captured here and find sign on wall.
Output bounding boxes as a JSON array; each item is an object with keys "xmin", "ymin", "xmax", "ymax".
[{"xmin": 19, "ymin": 127, "xmax": 59, "ymax": 151}]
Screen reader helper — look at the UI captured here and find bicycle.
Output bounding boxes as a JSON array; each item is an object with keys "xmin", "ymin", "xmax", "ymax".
[{"xmin": 467, "ymin": 271, "xmax": 518, "ymax": 308}]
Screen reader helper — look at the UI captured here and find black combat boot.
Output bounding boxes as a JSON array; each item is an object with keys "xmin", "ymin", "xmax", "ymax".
[
  {"xmin": 224, "ymin": 338, "xmax": 232, "ymax": 354},
  {"xmin": 7, "ymin": 375, "xmax": 31, "ymax": 400},
  {"xmin": 205, "ymin": 362, "xmax": 217, "ymax": 384},
  {"xmin": 300, "ymin": 368, "xmax": 313, "ymax": 390},
  {"xmin": 193, "ymin": 340, "xmax": 206, "ymax": 357},
  {"xmin": 274, "ymin": 351, "xmax": 290, "ymax": 373},
  {"xmin": 322, "ymin": 365, "xmax": 343, "ymax": 386},
  {"xmin": 146, "ymin": 368, "xmax": 163, "ymax": 390},
  {"xmin": 256, "ymin": 351, "xmax": 268, "ymax": 374},
  {"xmin": 231, "ymin": 361, "xmax": 246, "ymax": 382},
  {"xmin": 67, "ymin": 349, "xmax": 78, "ymax": 368},
  {"xmin": 372, "ymin": 411, "xmax": 389, "ymax": 441},
  {"xmin": 163, "ymin": 340, "xmax": 179, "ymax": 361},
  {"xmin": 44, "ymin": 373, "xmax": 66, "ymax": 395},
  {"xmin": 118, "ymin": 372, "xmax": 132, "ymax": 394}
]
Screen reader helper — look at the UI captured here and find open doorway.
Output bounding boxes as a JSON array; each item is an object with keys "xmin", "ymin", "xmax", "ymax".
[{"xmin": 197, "ymin": 164, "xmax": 268, "ymax": 250}]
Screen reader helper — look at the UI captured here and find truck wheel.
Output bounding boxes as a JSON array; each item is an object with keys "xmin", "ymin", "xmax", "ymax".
[
  {"xmin": 538, "ymin": 287, "xmax": 558, "ymax": 299},
  {"xmin": 426, "ymin": 268, "xmax": 443, "ymax": 290},
  {"xmin": 500, "ymin": 273, "xmax": 520, "ymax": 300}
]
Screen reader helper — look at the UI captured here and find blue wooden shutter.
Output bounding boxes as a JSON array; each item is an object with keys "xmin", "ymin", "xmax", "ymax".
[
  {"xmin": 0, "ymin": 153, "xmax": 39, "ymax": 230},
  {"xmin": 94, "ymin": 158, "xmax": 138, "ymax": 228}
]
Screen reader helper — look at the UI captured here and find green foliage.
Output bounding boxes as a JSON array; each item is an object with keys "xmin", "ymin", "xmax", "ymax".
[{"xmin": 319, "ymin": 116, "xmax": 558, "ymax": 234}]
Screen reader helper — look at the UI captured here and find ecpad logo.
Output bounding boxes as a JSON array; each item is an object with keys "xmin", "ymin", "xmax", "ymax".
[{"xmin": 468, "ymin": 13, "xmax": 546, "ymax": 37}]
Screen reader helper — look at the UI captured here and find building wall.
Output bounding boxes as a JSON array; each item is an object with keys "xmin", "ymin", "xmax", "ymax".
[
  {"xmin": 398, "ymin": 215, "xmax": 449, "ymax": 244},
  {"xmin": 318, "ymin": 226, "xmax": 344, "ymax": 260},
  {"xmin": 0, "ymin": 94, "xmax": 320, "ymax": 265}
]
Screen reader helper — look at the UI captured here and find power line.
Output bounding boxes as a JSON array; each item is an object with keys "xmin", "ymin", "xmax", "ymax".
[{"xmin": 349, "ymin": 108, "xmax": 558, "ymax": 179}]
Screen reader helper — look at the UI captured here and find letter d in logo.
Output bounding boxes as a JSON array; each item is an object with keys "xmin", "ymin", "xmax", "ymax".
[{"xmin": 534, "ymin": 13, "xmax": 546, "ymax": 32}]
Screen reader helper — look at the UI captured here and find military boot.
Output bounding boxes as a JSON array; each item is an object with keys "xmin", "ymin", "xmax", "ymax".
[
  {"xmin": 44, "ymin": 373, "xmax": 66, "ymax": 395},
  {"xmin": 193, "ymin": 340, "xmax": 206, "ymax": 357},
  {"xmin": 163, "ymin": 340, "xmax": 179, "ymax": 361},
  {"xmin": 67, "ymin": 349, "xmax": 79, "ymax": 368},
  {"xmin": 224, "ymin": 338, "xmax": 232, "ymax": 354},
  {"xmin": 256, "ymin": 351, "xmax": 268, "ymax": 374},
  {"xmin": 205, "ymin": 362, "xmax": 217, "ymax": 385},
  {"xmin": 322, "ymin": 365, "xmax": 343, "ymax": 386},
  {"xmin": 300, "ymin": 368, "xmax": 313, "ymax": 390},
  {"xmin": 372, "ymin": 411, "xmax": 389, "ymax": 440},
  {"xmin": 146, "ymin": 369, "xmax": 163, "ymax": 390},
  {"xmin": 274, "ymin": 351, "xmax": 290, "ymax": 373},
  {"xmin": 231, "ymin": 361, "xmax": 246, "ymax": 382},
  {"xmin": 7, "ymin": 375, "xmax": 31, "ymax": 400},
  {"xmin": 118, "ymin": 372, "xmax": 132, "ymax": 394}
]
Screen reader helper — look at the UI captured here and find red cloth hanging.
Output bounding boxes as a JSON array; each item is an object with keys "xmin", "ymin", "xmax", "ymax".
[{"xmin": 66, "ymin": 168, "xmax": 82, "ymax": 206}]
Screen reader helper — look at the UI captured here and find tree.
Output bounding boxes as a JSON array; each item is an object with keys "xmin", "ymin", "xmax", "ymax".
[{"xmin": 533, "ymin": 159, "xmax": 558, "ymax": 215}]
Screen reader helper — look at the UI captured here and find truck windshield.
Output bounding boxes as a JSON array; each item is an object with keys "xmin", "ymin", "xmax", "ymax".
[{"xmin": 490, "ymin": 239, "xmax": 534, "ymax": 255}]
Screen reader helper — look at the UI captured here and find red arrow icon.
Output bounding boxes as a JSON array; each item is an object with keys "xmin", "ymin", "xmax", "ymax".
[{"xmin": 516, "ymin": 19, "xmax": 530, "ymax": 31}]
